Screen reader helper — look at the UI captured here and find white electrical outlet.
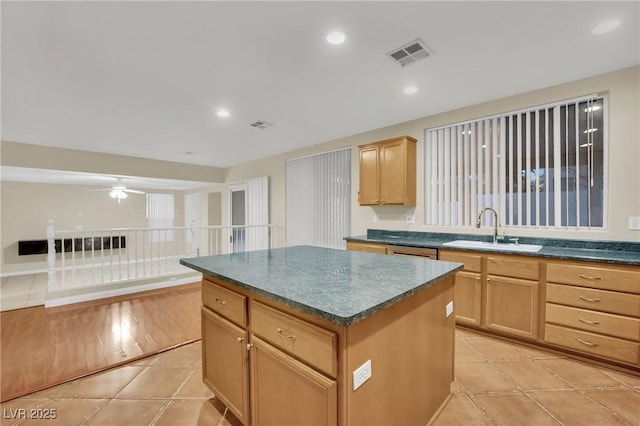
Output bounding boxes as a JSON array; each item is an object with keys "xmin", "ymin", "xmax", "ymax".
[
  {"xmin": 629, "ymin": 216, "xmax": 640, "ymax": 230},
  {"xmin": 445, "ymin": 301, "xmax": 454, "ymax": 317},
  {"xmin": 406, "ymin": 215, "xmax": 415, "ymax": 224},
  {"xmin": 352, "ymin": 359, "xmax": 372, "ymax": 390}
]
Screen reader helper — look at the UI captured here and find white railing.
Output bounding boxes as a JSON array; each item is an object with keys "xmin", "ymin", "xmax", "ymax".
[{"xmin": 46, "ymin": 220, "xmax": 285, "ymax": 292}]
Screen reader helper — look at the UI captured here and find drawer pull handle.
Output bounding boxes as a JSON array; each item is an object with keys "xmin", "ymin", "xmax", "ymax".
[
  {"xmin": 578, "ymin": 317, "xmax": 600, "ymax": 325},
  {"xmin": 215, "ymin": 298, "xmax": 226, "ymax": 305},
  {"xmin": 277, "ymin": 328, "xmax": 297, "ymax": 340},
  {"xmin": 579, "ymin": 296, "xmax": 601, "ymax": 303},
  {"xmin": 579, "ymin": 274, "xmax": 603, "ymax": 281},
  {"xmin": 576, "ymin": 338, "xmax": 598, "ymax": 347},
  {"xmin": 237, "ymin": 337, "xmax": 245, "ymax": 342}
]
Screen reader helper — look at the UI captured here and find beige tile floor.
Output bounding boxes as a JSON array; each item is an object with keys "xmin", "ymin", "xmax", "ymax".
[
  {"xmin": 1, "ymin": 329, "xmax": 639, "ymax": 426},
  {"xmin": 0, "ymin": 274, "xmax": 48, "ymax": 312}
]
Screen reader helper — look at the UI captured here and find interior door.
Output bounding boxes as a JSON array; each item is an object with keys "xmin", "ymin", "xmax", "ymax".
[{"xmin": 229, "ymin": 185, "xmax": 247, "ymax": 253}]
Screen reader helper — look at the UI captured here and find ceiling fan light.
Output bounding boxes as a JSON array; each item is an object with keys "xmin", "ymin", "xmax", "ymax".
[{"xmin": 110, "ymin": 190, "xmax": 127, "ymax": 199}]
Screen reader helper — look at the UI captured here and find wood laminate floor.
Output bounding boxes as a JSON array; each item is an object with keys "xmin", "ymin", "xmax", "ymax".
[{"xmin": 1, "ymin": 283, "xmax": 201, "ymax": 402}]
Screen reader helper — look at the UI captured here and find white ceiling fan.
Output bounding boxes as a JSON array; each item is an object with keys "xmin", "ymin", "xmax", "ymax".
[{"xmin": 92, "ymin": 179, "xmax": 145, "ymax": 204}]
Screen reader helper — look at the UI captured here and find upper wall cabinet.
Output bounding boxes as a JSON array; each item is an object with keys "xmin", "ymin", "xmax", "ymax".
[{"xmin": 358, "ymin": 136, "xmax": 417, "ymax": 206}]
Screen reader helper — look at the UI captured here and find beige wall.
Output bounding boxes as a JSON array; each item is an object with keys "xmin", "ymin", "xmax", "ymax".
[
  {"xmin": 2, "ymin": 65, "xmax": 638, "ymax": 275},
  {"xmin": 0, "ymin": 181, "xmax": 184, "ymax": 273},
  {"xmin": 223, "ymin": 65, "xmax": 640, "ymax": 243}
]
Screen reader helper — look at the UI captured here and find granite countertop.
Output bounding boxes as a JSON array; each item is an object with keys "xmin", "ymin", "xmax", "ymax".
[
  {"xmin": 346, "ymin": 230, "xmax": 640, "ymax": 265},
  {"xmin": 180, "ymin": 245, "xmax": 462, "ymax": 326}
]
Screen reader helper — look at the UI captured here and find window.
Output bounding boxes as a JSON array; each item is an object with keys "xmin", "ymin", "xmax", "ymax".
[
  {"xmin": 425, "ymin": 95, "xmax": 606, "ymax": 229},
  {"xmin": 146, "ymin": 193, "xmax": 175, "ymax": 242},
  {"xmin": 286, "ymin": 147, "xmax": 351, "ymax": 248}
]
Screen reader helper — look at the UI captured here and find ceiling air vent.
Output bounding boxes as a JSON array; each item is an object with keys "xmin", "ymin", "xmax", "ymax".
[
  {"xmin": 249, "ymin": 120, "xmax": 275, "ymax": 130},
  {"xmin": 387, "ymin": 39, "xmax": 434, "ymax": 67}
]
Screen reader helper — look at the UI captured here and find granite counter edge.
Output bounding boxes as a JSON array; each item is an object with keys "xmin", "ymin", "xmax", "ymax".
[{"xmin": 180, "ymin": 259, "xmax": 463, "ymax": 326}]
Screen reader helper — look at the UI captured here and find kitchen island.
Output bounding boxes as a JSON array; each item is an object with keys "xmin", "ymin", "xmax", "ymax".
[{"xmin": 181, "ymin": 245, "xmax": 462, "ymax": 426}]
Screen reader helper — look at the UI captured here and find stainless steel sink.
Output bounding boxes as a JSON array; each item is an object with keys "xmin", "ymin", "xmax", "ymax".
[{"xmin": 442, "ymin": 240, "xmax": 543, "ymax": 253}]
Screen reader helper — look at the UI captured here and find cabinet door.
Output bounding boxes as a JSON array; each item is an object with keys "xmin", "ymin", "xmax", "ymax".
[
  {"xmin": 250, "ymin": 336, "xmax": 337, "ymax": 426},
  {"xmin": 486, "ymin": 276, "xmax": 539, "ymax": 340},
  {"xmin": 380, "ymin": 140, "xmax": 405, "ymax": 204},
  {"xmin": 359, "ymin": 146, "xmax": 380, "ymax": 205},
  {"xmin": 454, "ymin": 271, "xmax": 482, "ymax": 327},
  {"xmin": 202, "ymin": 308, "xmax": 249, "ymax": 424}
]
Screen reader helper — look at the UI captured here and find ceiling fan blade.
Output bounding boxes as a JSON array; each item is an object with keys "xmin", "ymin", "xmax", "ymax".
[
  {"xmin": 89, "ymin": 188, "xmax": 112, "ymax": 191},
  {"xmin": 124, "ymin": 189, "xmax": 145, "ymax": 194}
]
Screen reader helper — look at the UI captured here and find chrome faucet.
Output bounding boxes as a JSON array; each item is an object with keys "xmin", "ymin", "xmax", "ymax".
[{"xmin": 476, "ymin": 207, "xmax": 499, "ymax": 243}]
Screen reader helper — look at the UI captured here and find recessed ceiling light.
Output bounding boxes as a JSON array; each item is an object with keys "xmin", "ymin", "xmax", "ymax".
[
  {"xmin": 326, "ymin": 31, "xmax": 346, "ymax": 45},
  {"xmin": 591, "ymin": 19, "xmax": 621, "ymax": 35},
  {"xmin": 217, "ymin": 109, "xmax": 230, "ymax": 118},
  {"xmin": 403, "ymin": 86, "xmax": 418, "ymax": 95}
]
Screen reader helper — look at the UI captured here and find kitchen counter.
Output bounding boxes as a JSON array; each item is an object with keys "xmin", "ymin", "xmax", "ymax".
[
  {"xmin": 346, "ymin": 229, "xmax": 640, "ymax": 265},
  {"xmin": 180, "ymin": 245, "xmax": 462, "ymax": 325}
]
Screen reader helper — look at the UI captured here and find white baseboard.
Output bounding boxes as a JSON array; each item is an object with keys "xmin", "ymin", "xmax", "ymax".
[{"xmin": 44, "ymin": 274, "xmax": 202, "ymax": 308}]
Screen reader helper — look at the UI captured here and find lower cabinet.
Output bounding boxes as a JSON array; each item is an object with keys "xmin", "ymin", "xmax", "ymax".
[
  {"xmin": 345, "ymin": 241, "xmax": 388, "ymax": 254},
  {"xmin": 202, "ymin": 277, "xmax": 337, "ymax": 426},
  {"xmin": 440, "ymin": 250, "xmax": 540, "ymax": 341},
  {"xmin": 545, "ymin": 260, "xmax": 640, "ymax": 368},
  {"xmin": 486, "ymin": 275, "xmax": 539, "ymax": 339},
  {"xmin": 201, "ymin": 308, "xmax": 249, "ymax": 424},
  {"xmin": 201, "ymin": 274, "xmax": 456, "ymax": 425},
  {"xmin": 250, "ymin": 337, "xmax": 337, "ymax": 426},
  {"xmin": 452, "ymin": 271, "xmax": 482, "ymax": 326}
]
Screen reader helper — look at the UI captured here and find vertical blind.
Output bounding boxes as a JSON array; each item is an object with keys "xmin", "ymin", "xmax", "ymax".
[
  {"xmin": 425, "ymin": 95, "xmax": 606, "ymax": 229},
  {"xmin": 286, "ymin": 147, "xmax": 351, "ymax": 248},
  {"xmin": 245, "ymin": 176, "xmax": 269, "ymax": 251},
  {"xmin": 146, "ymin": 193, "xmax": 175, "ymax": 242}
]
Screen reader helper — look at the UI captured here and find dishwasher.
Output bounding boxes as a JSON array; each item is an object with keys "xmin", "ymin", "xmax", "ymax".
[{"xmin": 387, "ymin": 245, "xmax": 438, "ymax": 259}]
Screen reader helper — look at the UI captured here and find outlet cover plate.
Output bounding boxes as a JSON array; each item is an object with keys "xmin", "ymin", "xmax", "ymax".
[
  {"xmin": 353, "ymin": 359, "xmax": 372, "ymax": 390},
  {"xmin": 629, "ymin": 216, "xmax": 640, "ymax": 230}
]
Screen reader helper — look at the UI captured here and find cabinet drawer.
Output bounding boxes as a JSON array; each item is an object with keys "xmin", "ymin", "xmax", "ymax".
[
  {"xmin": 250, "ymin": 301, "xmax": 337, "ymax": 377},
  {"xmin": 439, "ymin": 250, "xmax": 482, "ymax": 273},
  {"xmin": 202, "ymin": 278, "xmax": 247, "ymax": 327},
  {"xmin": 546, "ymin": 303, "xmax": 640, "ymax": 341},
  {"xmin": 487, "ymin": 255, "xmax": 539, "ymax": 280},
  {"xmin": 547, "ymin": 263, "xmax": 640, "ymax": 294},
  {"xmin": 346, "ymin": 241, "xmax": 388, "ymax": 254},
  {"xmin": 546, "ymin": 283, "xmax": 640, "ymax": 317},
  {"xmin": 545, "ymin": 323, "xmax": 639, "ymax": 365}
]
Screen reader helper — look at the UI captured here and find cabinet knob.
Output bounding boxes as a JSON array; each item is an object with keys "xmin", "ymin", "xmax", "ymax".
[{"xmin": 237, "ymin": 337, "xmax": 245, "ymax": 342}]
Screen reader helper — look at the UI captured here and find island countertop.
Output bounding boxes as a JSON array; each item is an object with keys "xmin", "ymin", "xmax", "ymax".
[{"xmin": 180, "ymin": 245, "xmax": 462, "ymax": 326}]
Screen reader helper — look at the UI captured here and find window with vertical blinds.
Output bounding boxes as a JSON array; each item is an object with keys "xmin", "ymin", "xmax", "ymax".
[
  {"xmin": 146, "ymin": 193, "xmax": 175, "ymax": 242},
  {"xmin": 425, "ymin": 95, "xmax": 607, "ymax": 229},
  {"xmin": 286, "ymin": 147, "xmax": 351, "ymax": 248}
]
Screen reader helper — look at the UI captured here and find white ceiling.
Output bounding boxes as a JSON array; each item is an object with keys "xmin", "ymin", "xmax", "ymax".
[{"xmin": 2, "ymin": 1, "xmax": 639, "ymax": 177}]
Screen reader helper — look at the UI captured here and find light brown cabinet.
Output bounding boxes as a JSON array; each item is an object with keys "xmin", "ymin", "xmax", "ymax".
[
  {"xmin": 345, "ymin": 240, "xmax": 388, "ymax": 254},
  {"xmin": 250, "ymin": 336, "xmax": 337, "ymax": 426},
  {"xmin": 485, "ymin": 255, "xmax": 540, "ymax": 340},
  {"xmin": 440, "ymin": 251, "xmax": 482, "ymax": 327},
  {"xmin": 545, "ymin": 260, "xmax": 640, "ymax": 367},
  {"xmin": 201, "ymin": 273, "xmax": 455, "ymax": 425},
  {"xmin": 358, "ymin": 136, "xmax": 416, "ymax": 206},
  {"xmin": 201, "ymin": 308, "xmax": 249, "ymax": 424},
  {"xmin": 439, "ymin": 250, "xmax": 540, "ymax": 340}
]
